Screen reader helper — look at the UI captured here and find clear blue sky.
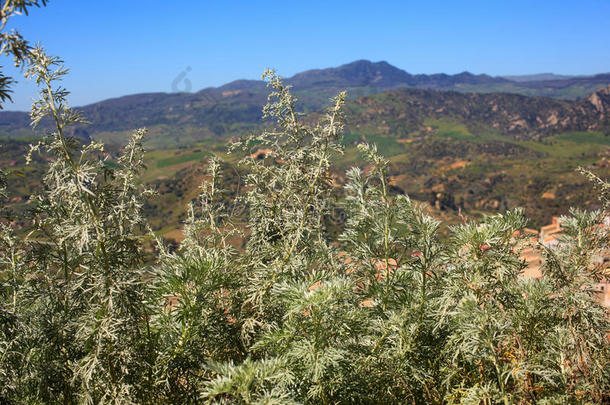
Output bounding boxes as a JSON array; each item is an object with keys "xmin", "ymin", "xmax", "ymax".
[{"xmin": 2, "ymin": 0, "xmax": 609, "ymax": 111}]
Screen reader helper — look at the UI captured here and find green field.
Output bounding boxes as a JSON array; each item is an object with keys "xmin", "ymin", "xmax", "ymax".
[
  {"xmin": 427, "ymin": 120, "xmax": 475, "ymax": 140},
  {"xmin": 425, "ymin": 119, "xmax": 608, "ymax": 158},
  {"xmin": 156, "ymin": 151, "xmax": 212, "ymax": 168},
  {"xmin": 342, "ymin": 132, "xmax": 405, "ymax": 157}
]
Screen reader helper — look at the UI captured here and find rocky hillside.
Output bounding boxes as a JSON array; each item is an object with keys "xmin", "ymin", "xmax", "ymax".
[{"xmin": 345, "ymin": 85, "xmax": 610, "ymax": 140}]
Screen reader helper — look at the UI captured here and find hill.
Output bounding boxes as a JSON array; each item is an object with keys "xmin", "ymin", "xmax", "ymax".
[
  {"xmin": 344, "ymin": 84, "xmax": 610, "ymax": 140},
  {"xmin": 1, "ymin": 62, "xmax": 609, "ymax": 234},
  {"xmin": 1, "ymin": 60, "xmax": 610, "ymax": 146},
  {"xmin": 501, "ymin": 73, "xmax": 577, "ymax": 82}
]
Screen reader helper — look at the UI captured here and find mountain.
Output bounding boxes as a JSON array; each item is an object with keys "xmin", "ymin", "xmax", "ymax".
[
  {"xmin": 333, "ymin": 84, "xmax": 610, "ymax": 228},
  {"xmin": 1, "ymin": 60, "xmax": 610, "ymax": 145},
  {"xmin": 516, "ymin": 73, "xmax": 610, "ymax": 92},
  {"xmin": 343, "ymin": 84, "xmax": 610, "ymax": 141},
  {"xmin": 287, "ymin": 60, "xmax": 412, "ymax": 88},
  {"xmin": 287, "ymin": 60, "xmax": 507, "ymax": 89},
  {"xmin": 213, "ymin": 60, "xmax": 610, "ymax": 102},
  {"xmin": 501, "ymin": 73, "xmax": 577, "ymax": 82}
]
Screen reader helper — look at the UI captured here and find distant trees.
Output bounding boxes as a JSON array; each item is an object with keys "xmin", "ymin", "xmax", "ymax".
[{"xmin": 1, "ymin": 6, "xmax": 609, "ymax": 404}]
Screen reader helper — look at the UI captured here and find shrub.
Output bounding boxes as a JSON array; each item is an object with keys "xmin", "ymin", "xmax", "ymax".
[{"xmin": 0, "ymin": 17, "xmax": 608, "ymax": 405}]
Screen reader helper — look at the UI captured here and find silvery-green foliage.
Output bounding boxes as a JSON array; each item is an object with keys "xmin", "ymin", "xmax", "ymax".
[
  {"xmin": 202, "ymin": 358, "xmax": 298, "ymax": 405},
  {"xmin": 0, "ymin": 165, "xmax": 32, "ymax": 404},
  {"xmin": 437, "ymin": 208, "xmax": 609, "ymax": 403},
  {"xmin": 0, "ymin": 5, "xmax": 47, "ymax": 401},
  {"xmin": 201, "ymin": 72, "xmax": 350, "ymax": 404},
  {"xmin": 437, "ymin": 210, "xmax": 529, "ymax": 403},
  {"xmin": 4, "ymin": 47, "xmax": 156, "ymax": 404},
  {"xmin": 536, "ymin": 209, "xmax": 609, "ymax": 399},
  {"xmin": 152, "ymin": 157, "xmax": 244, "ymax": 403},
  {"xmin": 251, "ymin": 276, "xmax": 367, "ymax": 403},
  {"xmin": 338, "ymin": 143, "xmax": 447, "ymax": 402},
  {"xmin": 0, "ymin": 38, "xmax": 608, "ymax": 403},
  {"xmin": 341, "ymin": 143, "xmax": 443, "ymax": 308},
  {"xmin": 229, "ymin": 70, "xmax": 346, "ymax": 341}
]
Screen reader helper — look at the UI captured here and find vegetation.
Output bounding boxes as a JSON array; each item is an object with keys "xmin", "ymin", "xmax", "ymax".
[
  {"xmin": 0, "ymin": 50, "xmax": 609, "ymax": 404},
  {"xmin": 156, "ymin": 150, "xmax": 213, "ymax": 169},
  {"xmin": 2, "ymin": 49, "xmax": 609, "ymax": 232},
  {"xmin": 1, "ymin": 7, "xmax": 609, "ymax": 404}
]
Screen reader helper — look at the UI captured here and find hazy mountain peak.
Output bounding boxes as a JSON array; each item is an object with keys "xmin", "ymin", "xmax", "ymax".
[{"xmin": 286, "ymin": 59, "xmax": 411, "ymax": 88}]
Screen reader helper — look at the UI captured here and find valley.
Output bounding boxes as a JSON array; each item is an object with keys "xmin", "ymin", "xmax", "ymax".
[{"xmin": 1, "ymin": 60, "xmax": 609, "ymax": 241}]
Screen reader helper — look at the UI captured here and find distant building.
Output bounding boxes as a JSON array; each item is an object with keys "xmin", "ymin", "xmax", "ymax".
[
  {"xmin": 518, "ymin": 216, "xmax": 610, "ymax": 307},
  {"xmin": 519, "ymin": 246, "xmax": 542, "ymax": 279},
  {"xmin": 540, "ymin": 216, "xmax": 563, "ymax": 248}
]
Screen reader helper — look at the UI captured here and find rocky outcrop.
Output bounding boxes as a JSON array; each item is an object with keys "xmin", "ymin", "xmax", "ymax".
[
  {"xmin": 346, "ymin": 86, "xmax": 610, "ymax": 139},
  {"xmin": 586, "ymin": 85, "xmax": 610, "ymax": 119}
]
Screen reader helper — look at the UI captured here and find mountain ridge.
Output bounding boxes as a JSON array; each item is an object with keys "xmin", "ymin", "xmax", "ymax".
[
  {"xmin": 1, "ymin": 60, "xmax": 609, "ymax": 145},
  {"xmin": 3, "ymin": 59, "xmax": 610, "ymax": 114}
]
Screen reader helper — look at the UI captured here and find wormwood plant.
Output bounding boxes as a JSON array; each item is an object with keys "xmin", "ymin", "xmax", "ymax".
[
  {"xmin": 172, "ymin": 74, "xmax": 610, "ymax": 404},
  {"xmin": 0, "ymin": 30, "xmax": 608, "ymax": 404},
  {"xmin": 0, "ymin": 149, "xmax": 26, "ymax": 402},
  {"xmin": 0, "ymin": 47, "xmax": 156, "ymax": 404},
  {"xmin": 152, "ymin": 157, "xmax": 244, "ymax": 403},
  {"xmin": 230, "ymin": 70, "xmax": 346, "ymax": 340}
]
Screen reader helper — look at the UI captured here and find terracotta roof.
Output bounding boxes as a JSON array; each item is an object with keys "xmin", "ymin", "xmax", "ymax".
[{"xmin": 540, "ymin": 224, "xmax": 561, "ymax": 235}]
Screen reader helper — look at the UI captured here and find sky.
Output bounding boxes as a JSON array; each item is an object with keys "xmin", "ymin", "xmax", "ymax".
[{"xmin": 2, "ymin": 0, "xmax": 610, "ymax": 111}]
